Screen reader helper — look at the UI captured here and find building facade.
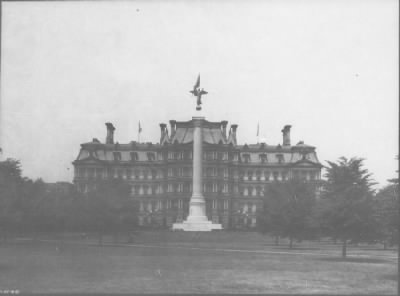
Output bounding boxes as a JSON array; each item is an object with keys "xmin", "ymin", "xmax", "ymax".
[{"xmin": 73, "ymin": 119, "xmax": 322, "ymax": 229}]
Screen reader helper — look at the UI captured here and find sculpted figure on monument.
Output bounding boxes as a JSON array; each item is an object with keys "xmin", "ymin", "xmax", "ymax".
[{"xmin": 189, "ymin": 74, "xmax": 208, "ymax": 111}]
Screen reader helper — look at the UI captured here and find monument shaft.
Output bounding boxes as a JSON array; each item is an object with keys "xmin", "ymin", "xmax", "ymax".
[
  {"xmin": 187, "ymin": 117, "xmax": 207, "ymax": 219},
  {"xmin": 172, "ymin": 116, "xmax": 222, "ymax": 231}
]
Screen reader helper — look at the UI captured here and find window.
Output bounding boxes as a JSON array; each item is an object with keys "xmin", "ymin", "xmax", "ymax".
[
  {"xmin": 147, "ymin": 152, "xmax": 155, "ymax": 161},
  {"xmin": 217, "ymin": 152, "xmax": 223, "ymax": 161},
  {"xmin": 243, "ymin": 188, "xmax": 248, "ymax": 196},
  {"xmin": 206, "ymin": 183, "xmax": 212, "ymax": 193},
  {"xmin": 212, "ymin": 183, "xmax": 218, "ymax": 193},
  {"xmin": 256, "ymin": 170, "xmax": 261, "ymax": 181},
  {"xmin": 166, "ymin": 200, "xmax": 172, "ymax": 209},
  {"xmin": 273, "ymin": 171, "xmax": 279, "ymax": 181},
  {"xmin": 252, "ymin": 187, "xmax": 257, "ymax": 196},
  {"xmin": 113, "ymin": 152, "xmax": 121, "ymax": 161},
  {"xmin": 206, "ymin": 152, "xmax": 214, "ymax": 160},
  {"xmin": 130, "ymin": 152, "xmax": 138, "ymax": 161},
  {"xmin": 151, "ymin": 169, "xmax": 157, "ymax": 179},
  {"xmin": 156, "ymin": 200, "xmax": 162, "ymax": 211},
  {"xmin": 135, "ymin": 185, "xmax": 140, "ymax": 195},
  {"xmin": 242, "ymin": 153, "xmax": 251, "ymax": 163},
  {"xmin": 248, "ymin": 171, "xmax": 253, "ymax": 180},
  {"xmin": 276, "ymin": 154, "xmax": 284, "ymax": 163},
  {"xmin": 178, "ymin": 199, "xmax": 183, "ymax": 209},
  {"xmin": 177, "ymin": 183, "xmax": 183, "ymax": 193},
  {"xmin": 212, "ymin": 200, "xmax": 218, "ymax": 209},
  {"xmin": 168, "ymin": 168, "xmax": 172, "ymax": 177},
  {"xmin": 126, "ymin": 169, "xmax": 132, "ymax": 179},
  {"xmin": 259, "ymin": 153, "xmax": 268, "ymax": 163},
  {"xmin": 251, "ymin": 218, "xmax": 256, "ymax": 227},
  {"xmin": 134, "ymin": 169, "xmax": 140, "ymax": 179},
  {"xmin": 167, "ymin": 184, "xmax": 173, "ymax": 193},
  {"xmin": 223, "ymin": 200, "xmax": 229, "ymax": 210}
]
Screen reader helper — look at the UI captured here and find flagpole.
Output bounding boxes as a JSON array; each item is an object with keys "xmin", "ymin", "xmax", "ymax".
[
  {"xmin": 138, "ymin": 121, "xmax": 141, "ymax": 143},
  {"xmin": 257, "ymin": 123, "xmax": 260, "ymax": 144}
]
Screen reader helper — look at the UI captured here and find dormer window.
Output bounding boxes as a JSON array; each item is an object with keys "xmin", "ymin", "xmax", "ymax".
[
  {"xmin": 242, "ymin": 153, "xmax": 251, "ymax": 163},
  {"xmin": 130, "ymin": 152, "xmax": 138, "ymax": 161},
  {"xmin": 147, "ymin": 152, "xmax": 155, "ymax": 161},
  {"xmin": 113, "ymin": 152, "xmax": 121, "ymax": 161},
  {"xmin": 276, "ymin": 154, "xmax": 284, "ymax": 164},
  {"xmin": 259, "ymin": 153, "xmax": 268, "ymax": 163}
]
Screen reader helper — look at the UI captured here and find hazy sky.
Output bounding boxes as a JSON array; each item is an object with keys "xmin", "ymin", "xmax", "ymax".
[{"xmin": 1, "ymin": 0, "xmax": 398, "ymax": 188}]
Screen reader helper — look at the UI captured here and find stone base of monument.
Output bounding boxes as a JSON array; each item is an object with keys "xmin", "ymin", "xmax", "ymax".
[{"xmin": 172, "ymin": 215, "xmax": 222, "ymax": 231}]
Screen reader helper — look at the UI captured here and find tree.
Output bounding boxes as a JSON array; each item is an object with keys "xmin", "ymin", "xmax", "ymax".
[
  {"xmin": 85, "ymin": 178, "xmax": 133, "ymax": 245},
  {"xmin": 260, "ymin": 178, "xmax": 317, "ymax": 249},
  {"xmin": 0, "ymin": 159, "xmax": 25, "ymax": 240},
  {"xmin": 374, "ymin": 184, "xmax": 399, "ymax": 248},
  {"xmin": 322, "ymin": 157, "xmax": 377, "ymax": 258}
]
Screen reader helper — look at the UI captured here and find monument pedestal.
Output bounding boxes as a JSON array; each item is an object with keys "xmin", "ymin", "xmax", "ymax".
[
  {"xmin": 172, "ymin": 116, "xmax": 222, "ymax": 232},
  {"xmin": 172, "ymin": 220, "xmax": 222, "ymax": 231}
]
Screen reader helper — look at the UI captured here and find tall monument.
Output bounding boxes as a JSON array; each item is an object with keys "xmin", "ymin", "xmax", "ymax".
[{"xmin": 172, "ymin": 76, "xmax": 222, "ymax": 231}]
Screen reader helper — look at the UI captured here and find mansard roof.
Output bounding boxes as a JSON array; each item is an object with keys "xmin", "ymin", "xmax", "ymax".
[
  {"xmin": 162, "ymin": 119, "xmax": 233, "ymax": 145},
  {"xmin": 74, "ymin": 119, "xmax": 321, "ymax": 167}
]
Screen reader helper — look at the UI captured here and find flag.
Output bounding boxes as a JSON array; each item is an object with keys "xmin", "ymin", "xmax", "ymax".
[
  {"xmin": 194, "ymin": 74, "xmax": 200, "ymax": 89},
  {"xmin": 138, "ymin": 121, "xmax": 142, "ymax": 133}
]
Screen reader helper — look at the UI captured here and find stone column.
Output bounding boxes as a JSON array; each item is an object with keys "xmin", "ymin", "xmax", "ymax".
[
  {"xmin": 187, "ymin": 117, "xmax": 208, "ymax": 221},
  {"xmin": 172, "ymin": 116, "xmax": 222, "ymax": 231}
]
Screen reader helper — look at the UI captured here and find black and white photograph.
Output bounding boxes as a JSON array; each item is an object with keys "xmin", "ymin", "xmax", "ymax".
[{"xmin": 0, "ymin": 0, "xmax": 398, "ymax": 294}]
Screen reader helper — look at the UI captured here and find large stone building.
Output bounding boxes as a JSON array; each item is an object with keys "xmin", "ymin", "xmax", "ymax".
[{"xmin": 73, "ymin": 119, "xmax": 322, "ymax": 229}]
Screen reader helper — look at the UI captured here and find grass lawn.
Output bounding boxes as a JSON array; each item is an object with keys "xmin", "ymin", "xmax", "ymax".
[{"xmin": 0, "ymin": 232, "xmax": 397, "ymax": 294}]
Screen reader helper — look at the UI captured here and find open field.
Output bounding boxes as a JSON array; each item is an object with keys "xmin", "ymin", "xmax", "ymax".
[{"xmin": 0, "ymin": 232, "xmax": 397, "ymax": 294}]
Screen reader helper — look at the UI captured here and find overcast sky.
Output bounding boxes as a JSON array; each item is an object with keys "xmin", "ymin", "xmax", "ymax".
[{"xmin": 1, "ymin": 0, "xmax": 398, "ymax": 188}]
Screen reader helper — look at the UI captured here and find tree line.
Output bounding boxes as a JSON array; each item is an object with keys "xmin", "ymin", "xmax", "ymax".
[
  {"xmin": 0, "ymin": 157, "xmax": 398, "ymax": 257},
  {"xmin": 258, "ymin": 157, "xmax": 398, "ymax": 257},
  {"xmin": 0, "ymin": 159, "xmax": 137, "ymax": 244}
]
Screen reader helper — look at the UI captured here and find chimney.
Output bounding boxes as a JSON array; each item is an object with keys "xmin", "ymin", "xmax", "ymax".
[
  {"xmin": 159, "ymin": 123, "xmax": 167, "ymax": 143},
  {"xmin": 221, "ymin": 120, "xmax": 228, "ymax": 139},
  {"xmin": 231, "ymin": 124, "xmax": 238, "ymax": 144},
  {"xmin": 281, "ymin": 125, "xmax": 291, "ymax": 146},
  {"xmin": 105, "ymin": 122, "xmax": 115, "ymax": 144},
  {"xmin": 169, "ymin": 120, "xmax": 176, "ymax": 137}
]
